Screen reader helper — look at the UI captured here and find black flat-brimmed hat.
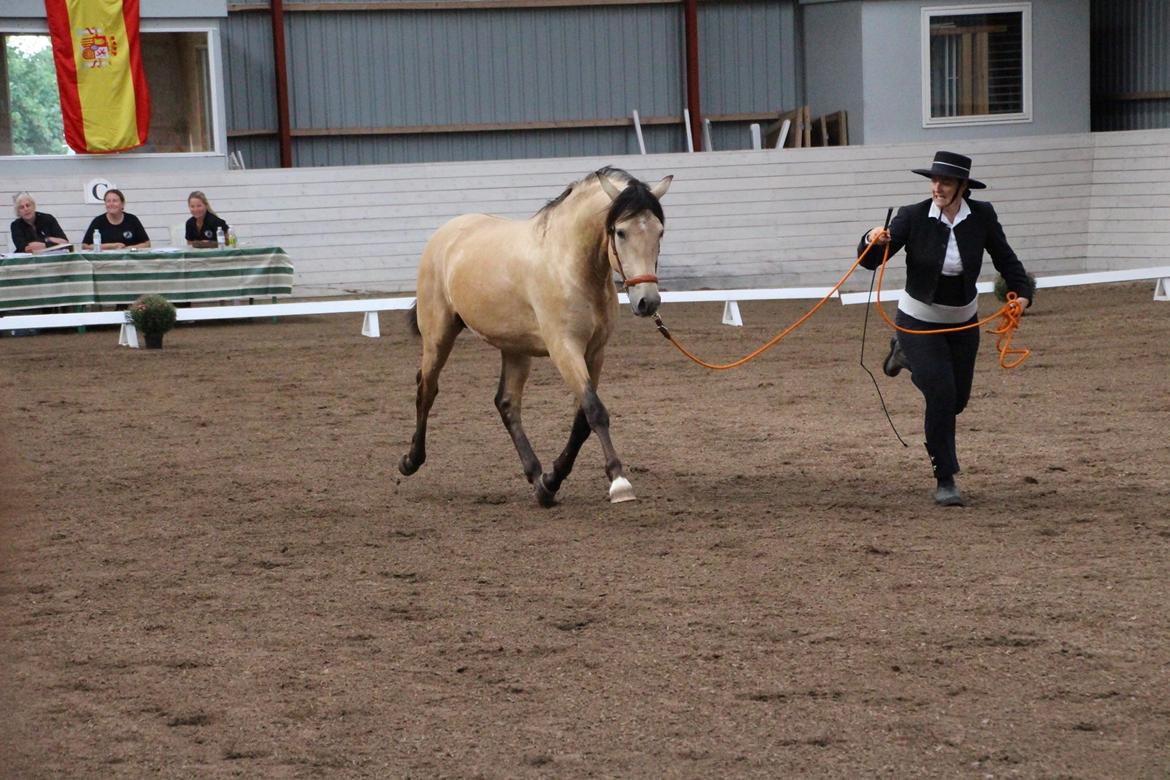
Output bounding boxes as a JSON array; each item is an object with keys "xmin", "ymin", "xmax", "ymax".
[{"xmin": 912, "ymin": 151, "xmax": 986, "ymax": 189}]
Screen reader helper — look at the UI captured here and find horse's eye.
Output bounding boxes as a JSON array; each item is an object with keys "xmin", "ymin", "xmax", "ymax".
[{"xmin": 615, "ymin": 229, "xmax": 626, "ymax": 240}]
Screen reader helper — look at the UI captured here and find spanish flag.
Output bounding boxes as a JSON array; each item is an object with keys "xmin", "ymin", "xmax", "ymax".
[{"xmin": 45, "ymin": 0, "xmax": 150, "ymax": 154}]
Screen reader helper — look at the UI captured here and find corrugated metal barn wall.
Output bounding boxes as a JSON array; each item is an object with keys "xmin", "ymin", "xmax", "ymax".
[
  {"xmin": 1091, "ymin": 0, "xmax": 1170, "ymax": 131},
  {"xmin": 222, "ymin": 0, "xmax": 798, "ymax": 168}
]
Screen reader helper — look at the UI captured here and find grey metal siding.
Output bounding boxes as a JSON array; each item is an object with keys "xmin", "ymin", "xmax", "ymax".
[
  {"xmin": 291, "ymin": 125, "xmax": 685, "ymax": 167},
  {"xmin": 222, "ymin": 2, "xmax": 799, "ymax": 166},
  {"xmin": 228, "ymin": 137, "xmax": 282, "ymax": 170},
  {"xmin": 283, "ymin": 7, "xmax": 683, "ymax": 129},
  {"xmin": 1091, "ymin": 0, "xmax": 1170, "ymax": 131},
  {"xmin": 222, "ymin": 11, "xmax": 278, "ymax": 133},
  {"xmin": 698, "ymin": 0, "xmax": 796, "ymax": 116}
]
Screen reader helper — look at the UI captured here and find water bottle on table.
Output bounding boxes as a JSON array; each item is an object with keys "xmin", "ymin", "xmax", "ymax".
[
  {"xmin": 216, "ymin": 226, "xmax": 226, "ymax": 248},
  {"xmin": 93, "ymin": 230, "xmax": 103, "ymax": 253}
]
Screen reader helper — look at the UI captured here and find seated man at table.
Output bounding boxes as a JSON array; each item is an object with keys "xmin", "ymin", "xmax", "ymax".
[
  {"xmin": 10, "ymin": 192, "xmax": 69, "ymax": 253},
  {"xmin": 82, "ymin": 189, "xmax": 150, "ymax": 250}
]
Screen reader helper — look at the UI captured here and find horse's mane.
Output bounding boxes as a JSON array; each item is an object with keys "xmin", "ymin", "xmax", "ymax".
[{"xmin": 535, "ymin": 166, "xmax": 663, "ymax": 232}]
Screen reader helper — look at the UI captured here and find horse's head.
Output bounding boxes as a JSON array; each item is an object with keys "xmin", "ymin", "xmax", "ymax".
[{"xmin": 599, "ymin": 172, "xmax": 672, "ymax": 317}]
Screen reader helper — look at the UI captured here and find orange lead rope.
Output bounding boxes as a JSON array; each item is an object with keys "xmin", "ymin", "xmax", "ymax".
[
  {"xmin": 652, "ymin": 233, "xmax": 1031, "ymax": 371},
  {"xmin": 649, "ymin": 239, "xmax": 883, "ymax": 371}
]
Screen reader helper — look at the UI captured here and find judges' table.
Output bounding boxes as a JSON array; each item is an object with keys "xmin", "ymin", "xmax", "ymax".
[{"xmin": 0, "ymin": 247, "xmax": 294, "ymax": 310}]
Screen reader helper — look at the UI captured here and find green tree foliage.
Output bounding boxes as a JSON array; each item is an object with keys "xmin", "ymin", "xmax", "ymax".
[{"xmin": 7, "ymin": 41, "xmax": 67, "ymax": 155}]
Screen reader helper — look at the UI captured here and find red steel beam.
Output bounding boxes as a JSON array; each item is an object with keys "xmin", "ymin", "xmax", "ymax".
[
  {"xmin": 683, "ymin": 0, "xmax": 701, "ymax": 151},
  {"xmin": 270, "ymin": 0, "xmax": 293, "ymax": 167}
]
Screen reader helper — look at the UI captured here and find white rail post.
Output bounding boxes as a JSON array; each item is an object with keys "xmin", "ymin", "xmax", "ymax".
[
  {"xmin": 632, "ymin": 110, "xmax": 647, "ymax": 155},
  {"xmin": 774, "ymin": 118, "xmax": 791, "ymax": 149}
]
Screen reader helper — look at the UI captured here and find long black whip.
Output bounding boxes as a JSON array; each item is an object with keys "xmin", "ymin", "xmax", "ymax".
[{"xmin": 858, "ymin": 208, "xmax": 907, "ymax": 447}]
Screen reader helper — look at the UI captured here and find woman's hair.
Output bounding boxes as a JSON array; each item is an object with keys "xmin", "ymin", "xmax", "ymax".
[
  {"xmin": 104, "ymin": 188, "xmax": 126, "ymax": 204},
  {"xmin": 12, "ymin": 191, "xmax": 35, "ymax": 216},
  {"xmin": 187, "ymin": 190, "xmax": 215, "ymax": 215}
]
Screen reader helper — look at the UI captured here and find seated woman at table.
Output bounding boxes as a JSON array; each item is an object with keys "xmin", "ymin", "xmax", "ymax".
[
  {"xmin": 184, "ymin": 191, "xmax": 230, "ymax": 248},
  {"xmin": 82, "ymin": 189, "xmax": 150, "ymax": 250},
  {"xmin": 10, "ymin": 191, "xmax": 69, "ymax": 253}
]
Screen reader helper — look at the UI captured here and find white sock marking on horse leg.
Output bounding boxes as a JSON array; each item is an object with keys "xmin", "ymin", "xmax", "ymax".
[{"xmin": 609, "ymin": 476, "xmax": 636, "ymax": 503}]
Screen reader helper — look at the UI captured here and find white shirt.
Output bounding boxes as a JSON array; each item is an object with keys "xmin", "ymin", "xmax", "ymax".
[{"xmin": 929, "ymin": 199, "xmax": 970, "ymax": 276}]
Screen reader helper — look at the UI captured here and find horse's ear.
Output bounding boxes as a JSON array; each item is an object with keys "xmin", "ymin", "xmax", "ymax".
[
  {"xmin": 598, "ymin": 175, "xmax": 624, "ymax": 201},
  {"xmin": 650, "ymin": 175, "xmax": 673, "ymax": 200}
]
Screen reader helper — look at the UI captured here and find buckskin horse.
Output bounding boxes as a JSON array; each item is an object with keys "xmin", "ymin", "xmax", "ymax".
[{"xmin": 398, "ymin": 166, "xmax": 672, "ymax": 505}]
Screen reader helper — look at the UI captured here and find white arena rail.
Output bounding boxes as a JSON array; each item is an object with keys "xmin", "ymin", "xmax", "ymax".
[
  {"xmin": 837, "ymin": 266, "xmax": 1170, "ymax": 306},
  {"xmin": 0, "ymin": 297, "xmax": 416, "ymax": 346},
  {"xmin": 2, "ymin": 287, "xmax": 840, "ymax": 344},
  {"xmin": 2, "ymin": 267, "xmax": 1163, "ymax": 346}
]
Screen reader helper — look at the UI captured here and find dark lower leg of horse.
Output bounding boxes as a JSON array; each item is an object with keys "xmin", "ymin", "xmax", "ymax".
[
  {"xmin": 537, "ymin": 408, "xmax": 592, "ymax": 506},
  {"xmin": 581, "ymin": 388, "xmax": 635, "ymax": 503},
  {"xmin": 494, "ymin": 357, "xmax": 542, "ymax": 485},
  {"xmin": 399, "ymin": 327, "xmax": 459, "ymax": 477},
  {"xmin": 399, "ymin": 370, "xmax": 438, "ymax": 476}
]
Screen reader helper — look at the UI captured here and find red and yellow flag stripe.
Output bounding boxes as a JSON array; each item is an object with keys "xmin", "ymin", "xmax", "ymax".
[{"xmin": 45, "ymin": 0, "xmax": 150, "ymax": 154}]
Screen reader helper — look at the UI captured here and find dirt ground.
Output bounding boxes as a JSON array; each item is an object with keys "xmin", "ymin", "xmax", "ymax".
[{"xmin": 1, "ymin": 282, "xmax": 1168, "ymax": 778}]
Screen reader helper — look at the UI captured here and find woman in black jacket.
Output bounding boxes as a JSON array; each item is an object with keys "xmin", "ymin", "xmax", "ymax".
[
  {"xmin": 10, "ymin": 192, "xmax": 69, "ymax": 253},
  {"xmin": 185, "ymin": 190, "xmax": 230, "ymax": 248},
  {"xmin": 860, "ymin": 151, "xmax": 1033, "ymax": 507}
]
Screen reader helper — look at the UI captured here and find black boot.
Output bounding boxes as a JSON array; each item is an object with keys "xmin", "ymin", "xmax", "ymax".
[
  {"xmin": 933, "ymin": 477, "xmax": 964, "ymax": 507},
  {"xmin": 883, "ymin": 336, "xmax": 909, "ymax": 377},
  {"xmin": 925, "ymin": 442, "xmax": 964, "ymax": 506}
]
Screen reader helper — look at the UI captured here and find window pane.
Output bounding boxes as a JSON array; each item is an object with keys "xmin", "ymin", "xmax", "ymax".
[
  {"xmin": 929, "ymin": 11, "xmax": 1023, "ymax": 118},
  {"xmin": 1, "ymin": 31, "xmax": 213, "ymax": 156}
]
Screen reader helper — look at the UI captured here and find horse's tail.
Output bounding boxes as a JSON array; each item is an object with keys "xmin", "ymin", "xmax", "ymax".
[{"xmin": 407, "ymin": 301, "xmax": 420, "ymax": 336}]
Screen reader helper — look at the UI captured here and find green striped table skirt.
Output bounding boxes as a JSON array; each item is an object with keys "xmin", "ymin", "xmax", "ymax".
[{"xmin": 0, "ymin": 247, "xmax": 294, "ymax": 310}]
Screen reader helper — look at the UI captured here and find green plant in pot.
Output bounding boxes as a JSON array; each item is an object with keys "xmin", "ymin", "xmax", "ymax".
[
  {"xmin": 125, "ymin": 294, "xmax": 177, "ymax": 349},
  {"xmin": 994, "ymin": 272, "xmax": 1037, "ymax": 307}
]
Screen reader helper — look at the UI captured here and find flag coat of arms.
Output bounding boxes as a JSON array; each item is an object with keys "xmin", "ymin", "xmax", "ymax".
[{"xmin": 45, "ymin": 0, "xmax": 150, "ymax": 153}]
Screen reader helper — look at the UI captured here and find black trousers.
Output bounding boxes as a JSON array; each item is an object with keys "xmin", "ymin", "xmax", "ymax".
[{"xmin": 894, "ymin": 310, "xmax": 980, "ymax": 481}]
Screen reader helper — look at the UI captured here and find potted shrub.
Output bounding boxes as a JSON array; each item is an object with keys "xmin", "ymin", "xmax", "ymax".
[
  {"xmin": 125, "ymin": 294, "xmax": 177, "ymax": 349},
  {"xmin": 994, "ymin": 272, "xmax": 1037, "ymax": 308}
]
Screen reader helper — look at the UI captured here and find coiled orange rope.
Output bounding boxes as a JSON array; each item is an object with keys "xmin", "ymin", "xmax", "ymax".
[
  {"xmin": 872, "ymin": 239, "xmax": 1030, "ymax": 369},
  {"xmin": 652, "ymin": 234, "xmax": 1030, "ymax": 370}
]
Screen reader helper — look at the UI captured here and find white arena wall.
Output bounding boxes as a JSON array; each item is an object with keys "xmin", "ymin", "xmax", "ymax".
[{"xmin": 8, "ymin": 129, "xmax": 1168, "ymax": 297}]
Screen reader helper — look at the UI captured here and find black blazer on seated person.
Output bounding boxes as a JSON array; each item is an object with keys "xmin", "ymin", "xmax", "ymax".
[
  {"xmin": 857, "ymin": 197, "xmax": 1033, "ymax": 306},
  {"xmin": 10, "ymin": 212, "xmax": 67, "ymax": 252}
]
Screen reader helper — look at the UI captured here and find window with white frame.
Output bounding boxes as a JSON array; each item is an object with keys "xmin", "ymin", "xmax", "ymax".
[
  {"xmin": 1, "ymin": 29, "xmax": 217, "ymax": 156},
  {"xmin": 921, "ymin": 3, "xmax": 1031, "ymax": 126}
]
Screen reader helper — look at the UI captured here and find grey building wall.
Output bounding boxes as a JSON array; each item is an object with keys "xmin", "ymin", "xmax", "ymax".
[
  {"xmin": 802, "ymin": 0, "xmax": 864, "ymax": 142},
  {"xmin": 853, "ymin": 0, "xmax": 1090, "ymax": 145},
  {"xmin": 700, "ymin": 0, "xmax": 800, "ymax": 151},
  {"xmin": 1091, "ymin": 0, "xmax": 1170, "ymax": 131},
  {"xmin": 222, "ymin": 1, "xmax": 799, "ymax": 167}
]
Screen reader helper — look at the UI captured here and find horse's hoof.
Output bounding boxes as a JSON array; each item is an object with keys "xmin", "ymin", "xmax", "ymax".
[
  {"xmin": 535, "ymin": 474, "xmax": 558, "ymax": 507},
  {"xmin": 398, "ymin": 454, "xmax": 420, "ymax": 476},
  {"xmin": 608, "ymin": 476, "xmax": 636, "ymax": 503}
]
